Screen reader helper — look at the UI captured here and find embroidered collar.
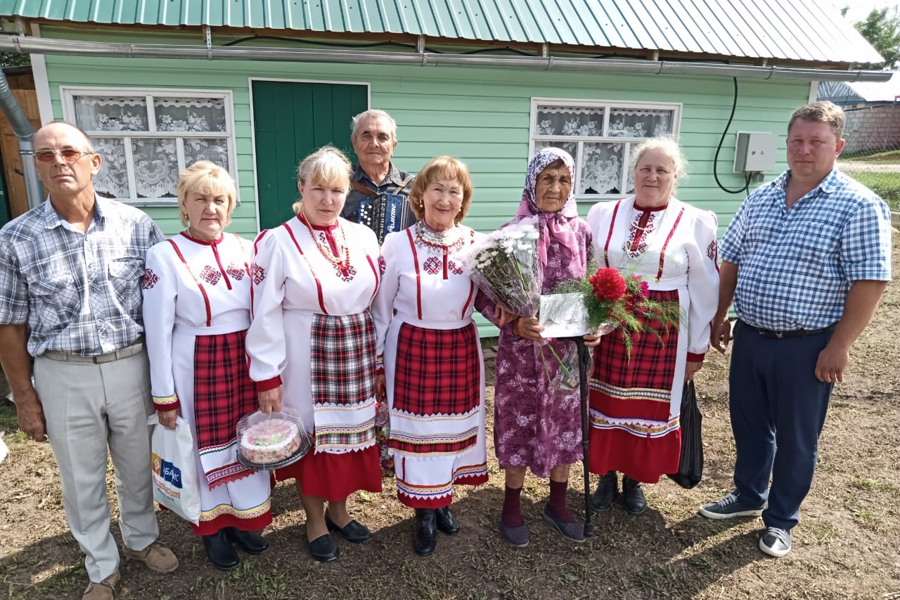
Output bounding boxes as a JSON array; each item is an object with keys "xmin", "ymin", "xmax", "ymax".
[
  {"xmin": 297, "ymin": 213, "xmax": 339, "ymax": 231},
  {"xmin": 632, "ymin": 199, "xmax": 669, "ymax": 212},
  {"xmin": 180, "ymin": 231, "xmax": 225, "ymax": 246},
  {"xmin": 415, "ymin": 220, "xmax": 466, "ymax": 250}
]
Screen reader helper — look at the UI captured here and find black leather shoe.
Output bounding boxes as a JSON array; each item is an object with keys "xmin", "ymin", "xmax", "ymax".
[
  {"xmin": 202, "ymin": 531, "xmax": 240, "ymax": 571},
  {"xmin": 307, "ymin": 533, "xmax": 339, "ymax": 563},
  {"xmin": 325, "ymin": 513, "xmax": 372, "ymax": 543},
  {"xmin": 435, "ymin": 506, "xmax": 460, "ymax": 535},
  {"xmin": 413, "ymin": 509, "xmax": 437, "ymax": 557},
  {"xmin": 622, "ymin": 476, "xmax": 647, "ymax": 515},
  {"xmin": 224, "ymin": 527, "xmax": 269, "ymax": 555},
  {"xmin": 592, "ymin": 470, "xmax": 618, "ymax": 513}
]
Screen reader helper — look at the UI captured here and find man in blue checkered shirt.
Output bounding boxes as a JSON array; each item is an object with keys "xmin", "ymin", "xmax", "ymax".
[
  {"xmin": 697, "ymin": 102, "xmax": 892, "ymax": 558},
  {"xmin": 0, "ymin": 122, "xmax": 179, "ymax": 599}
]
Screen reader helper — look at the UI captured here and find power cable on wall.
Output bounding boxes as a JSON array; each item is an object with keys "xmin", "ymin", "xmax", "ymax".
[{"xmin": 713, "ymin": 77, "xmax": 752, "ymax": 194}]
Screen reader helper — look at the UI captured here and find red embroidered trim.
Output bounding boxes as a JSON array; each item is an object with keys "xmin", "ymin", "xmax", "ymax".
[
  {"xmin": 167, "ymin": 238, "xmax": 211, "ymax": 327},
  {"xmin": 603, "ymin": 200, "xmax": 623, "ymax": 268},
  {"xmin": 366, "ymin": 254, "xmax": 379, "ymax": 302},
  {"xmin": 283, "ymin": 222, "xmax": 327, "ymax": 314},
  {"xmin": 461, "ymin": 281, "xmax": 475, "ymax": 320},
  {"xmin": 657, "ymin": 207, "xmax": 685, "ymax": 281},
  {"xmin": 407, "ymin": 229, "xmax": 423, "ymax": 320}
]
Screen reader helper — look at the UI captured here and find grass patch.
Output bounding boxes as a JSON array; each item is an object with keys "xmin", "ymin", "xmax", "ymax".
[
  {"xmin": 851, "ymin": 477, "xmax": 899, "ymax": 493},
  {"xmin": 0, "ymin": 401, "xmax": 18, "ymax": 432},
  {"xmin": 841, "ymin": 149, "xmax": 900, "ymax": 163},
  {"xmin": 843, "ymin": 170, "xmax": 900, "ymax": 210}
]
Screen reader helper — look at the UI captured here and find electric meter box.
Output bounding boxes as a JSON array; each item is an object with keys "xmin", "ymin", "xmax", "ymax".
[{"xmin": 733, "ymin": 131, "xmax": 777, "ymax": 173}]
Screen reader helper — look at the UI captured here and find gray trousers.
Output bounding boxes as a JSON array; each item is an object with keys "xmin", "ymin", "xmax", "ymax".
[{"xmin": 34, "ymin": 348, "xmax": 159, "ymax": 583}]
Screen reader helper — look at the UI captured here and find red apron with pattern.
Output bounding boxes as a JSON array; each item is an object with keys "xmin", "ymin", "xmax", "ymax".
[
  {"xmin": 193, "ymin": 329, "xmax": 257, "ymax": 488},
  {"xmin": 590, "ymin": 289, "xmax": 680, "ymax": 422},
  {"xmin": 390, "ymin": 322, "xmax": 481, "ymax": 455},
  {"xmin": 309, "ymin": 311, "xmax": 377, "ymax": 449}
]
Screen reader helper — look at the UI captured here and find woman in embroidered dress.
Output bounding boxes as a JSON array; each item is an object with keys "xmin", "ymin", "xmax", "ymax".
[
  {"xmin": 475, "ymin": 147, "xmax": 601, "ymax": 547},
  {"xmin": 586, "ymin": 137, "xmax": 719, "ymax": 515},
  {"xmin": 372, "ymin": 156, "xmax": 488, "ymax": 557},
  {"xmin": 143, "ymin": 161, "xmax": 271, "ymax": 571},
  {"xmin": 245, "ymin": 146, "xmax": 382, "ymax": 563}
]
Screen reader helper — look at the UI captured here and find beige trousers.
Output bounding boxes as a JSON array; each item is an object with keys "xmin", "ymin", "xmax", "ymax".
[{"xmin": 34, "ymin": 348, "xmax": 159, "ymax": 583}]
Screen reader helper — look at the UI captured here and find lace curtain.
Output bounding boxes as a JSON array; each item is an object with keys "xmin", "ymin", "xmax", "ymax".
[
  {"xmin": 535, "ymin": 107, "xmax": 603, "ymax": 137},
  {"xmin": 72, "ymin": 94, "xmax": 230, "ymax": 202},
  {"xmin": 608, "ymin": 108, "xmax": 673, "ymax": 138},
  {"xmin": 580, "ymin": 143, "xmax": 623, "ymax": 195}
]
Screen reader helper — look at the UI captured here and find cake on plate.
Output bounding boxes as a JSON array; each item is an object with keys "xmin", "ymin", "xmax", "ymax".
[{"xmin": 239, "ymin": 418, "xmax": 302, "ymax": 464}]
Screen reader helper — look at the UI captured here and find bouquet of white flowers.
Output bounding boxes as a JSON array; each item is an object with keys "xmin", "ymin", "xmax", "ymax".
[{"xmin": 464, "ymin": 217, "xmax": 542, "ymax": 317}]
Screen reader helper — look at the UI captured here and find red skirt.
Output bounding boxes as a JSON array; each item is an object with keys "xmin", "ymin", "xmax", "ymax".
[
  {"xmin": 192, "ymin": 510, "xmax": 272, "ymax": 537},
  {"xmin": 273, "ymin": 445, "xmax": 382, "ymax": 502},
  {"xmin": 588, "ymin": 289, "xmax": 681, "ymax": 482},
  {"xmin": 588, "ymin": 427, "xmax": 681, "ymax": 483}
]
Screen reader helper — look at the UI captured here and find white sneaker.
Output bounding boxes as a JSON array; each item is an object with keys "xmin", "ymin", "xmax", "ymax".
[{"xmin": 759, "ymin": 526, "xmax": 792, "ymax": 558}]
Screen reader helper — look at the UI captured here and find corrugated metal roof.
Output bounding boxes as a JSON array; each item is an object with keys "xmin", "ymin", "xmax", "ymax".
[
  {"xmin": 819, "ymin": 74, "xmax": 900, "ymax": 104},
  {"xmin": 0, "ymin": 0, "xmax": 884, "ymax": 65}
]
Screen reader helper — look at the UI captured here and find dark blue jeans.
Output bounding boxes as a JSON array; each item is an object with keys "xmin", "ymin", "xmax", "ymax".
[{"xmin": 729, "ymin": 320, "xmax": 834, "ymax": 531}]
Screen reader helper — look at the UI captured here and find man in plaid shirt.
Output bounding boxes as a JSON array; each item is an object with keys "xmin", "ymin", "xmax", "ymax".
[
  {"xmin": 0, "ymin": 122, "xmax": 178, "ymax": 600},
  {"xmin": 698, "ymin": 102, "xmax": 892, "ymax": 558}
]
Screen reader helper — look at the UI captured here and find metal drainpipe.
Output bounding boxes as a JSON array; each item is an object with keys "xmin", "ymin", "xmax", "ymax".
[{"xmin": 0, "ymin": 68, "xmax": 42, "ymax": 210}]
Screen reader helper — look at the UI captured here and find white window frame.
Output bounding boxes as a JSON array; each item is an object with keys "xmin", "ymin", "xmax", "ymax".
[
  {"xmin": 61, "ymin": 86, "xmax": 240, "ymax": 207},
  {"xmin": 529, "ymin": 97, "xmax": 682, "ymax": 203}
]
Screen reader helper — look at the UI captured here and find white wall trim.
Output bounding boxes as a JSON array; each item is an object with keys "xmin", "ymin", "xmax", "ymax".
[
  {"xmin": 247, "ymin": 77, "xmax": 371, "ymax": 234},
  {"xmin": 809, "ymin": 80, "xmax": 819, "ymax": 104},
  {"xmin": 29, "ymin": 24, "xmax": 54, "ymax": 125},
  {"xmin": 59, "ymin": 86, "xmax": 239, "ymax": 207}
]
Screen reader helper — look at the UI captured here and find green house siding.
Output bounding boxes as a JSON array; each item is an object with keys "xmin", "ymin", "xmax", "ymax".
[{"xmin": 36, "ymin": 27, "xmax": 810, "ymax": 335}]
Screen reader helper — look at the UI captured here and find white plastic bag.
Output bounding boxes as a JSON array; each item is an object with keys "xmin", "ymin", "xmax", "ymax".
[{"xmin": 148, "ymin": 414, "xmax": 201, "ymax": 525}]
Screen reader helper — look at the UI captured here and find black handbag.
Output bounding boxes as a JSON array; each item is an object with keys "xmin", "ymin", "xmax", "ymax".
[{"xmin": 667, "ymin": 380, "xmax": 704, "ymax": 489}]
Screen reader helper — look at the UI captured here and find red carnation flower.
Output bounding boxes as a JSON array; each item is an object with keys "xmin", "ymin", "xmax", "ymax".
[
  {"xmin": 589, "ymin": 268, "xmax": 627, "ymax": 302},
  {"xmin": 628, "ymin": 275, "xmax": 650, "ymax": 299}
]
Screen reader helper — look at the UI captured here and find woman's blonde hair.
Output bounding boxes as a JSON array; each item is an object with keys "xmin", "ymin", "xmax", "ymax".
[
  {"xmin": 177, "ymin": 161, "xmax": 237, "ymax": 227},
  {"xmin": 629, "ymin": 136, "xmax": 689, "ymax": 181},
  {"xmin": 408, "ymin": 156, "xmax": 474, "ymax": 224},
  {"xmin": 292, "ymin": 146, "xmax": 353, "ymax": 214}
]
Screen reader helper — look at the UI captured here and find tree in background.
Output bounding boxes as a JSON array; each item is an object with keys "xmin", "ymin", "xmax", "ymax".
[
  {"xmin": 855, "ymin": 7, "xmax": 900, "ymax": 70},
  {"xmin": 0, "ymin": 53, "xmax": 29, "ymax": 67}
]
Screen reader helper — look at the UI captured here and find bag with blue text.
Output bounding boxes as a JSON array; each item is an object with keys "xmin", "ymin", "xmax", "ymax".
[{"xmin": 148, "ymin": 414, "xmax": 201, "ymax": 525}]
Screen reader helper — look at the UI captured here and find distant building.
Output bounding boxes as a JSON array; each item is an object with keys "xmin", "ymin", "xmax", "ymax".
[{"xmin": 818, "ymin": 75, "xmax": 900, "ymax": 154}]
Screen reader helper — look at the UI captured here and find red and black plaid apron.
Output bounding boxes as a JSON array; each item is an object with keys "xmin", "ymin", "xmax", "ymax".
[
  {"xmin": 309, "ymin": 311, "xmax": 377, "ymax": 450},
  {"xmin": 390, "ymin": 322, "xmax": 481, "ymax": 455},
  {"xmin": 590, "ymin": 289, "xmax": 680, "ymax": 422},
  {"xmin": 193, "ymin": 329, "xmax": 258, "ymax": 488}
]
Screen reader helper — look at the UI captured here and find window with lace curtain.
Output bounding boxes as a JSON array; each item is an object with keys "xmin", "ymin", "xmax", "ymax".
[
  {"xmin": 61, "ymin": 88, "xmax": 238, "ymax": 206},
  {"xmin": 530, "ymin": 99, "xmax": 681, "ymax": 201}
]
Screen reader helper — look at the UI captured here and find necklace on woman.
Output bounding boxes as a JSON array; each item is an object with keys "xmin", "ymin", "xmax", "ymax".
[
  {"xmin": 415, "ymin": 220, "xmax": 465, "ymax": 251},
  {"xmin": 299, "ymin": 207, "xmax": 354, "ymax": 279}
]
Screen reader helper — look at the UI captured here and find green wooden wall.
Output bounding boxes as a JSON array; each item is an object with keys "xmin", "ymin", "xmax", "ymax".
[{"xmin": 38, "ymin": 25, "xmax": 812, "ymax": 242}]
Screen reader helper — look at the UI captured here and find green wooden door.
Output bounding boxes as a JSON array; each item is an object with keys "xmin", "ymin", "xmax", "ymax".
[{"xmin": 252, "ymin": 81, "xmax": 367, "ymax": 231}]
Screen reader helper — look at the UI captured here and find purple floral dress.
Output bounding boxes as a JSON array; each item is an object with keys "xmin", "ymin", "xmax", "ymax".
[{"xmin": 476, "ymin": 148, "xmax": 593, "ymax": 478}]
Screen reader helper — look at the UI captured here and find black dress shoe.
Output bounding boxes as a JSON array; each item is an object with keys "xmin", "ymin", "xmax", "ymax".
[
  {"xmin": 202, "ymin": 531, "xmax": 240, "ymax": 571},
  {"xmin": 622, "ymin": 476, "xmax": 647, "ymax": 515},
  {"xmin": 592, "ymin": 470, "xmax": 618, "ymax": 513},
  {"xmin": 307, "ymin": 534, "xmax": 339, "ymax": 563},
  {"xmin": 325, "ymin": 513, "xmax": 372, "ymax": 543},
  {"xmin": 413, "ymin": 509, "xmax": 437, "ymax": 557},
  {"xmin": 224, "ymin": 527, "xmax": 269, "ymax": 555},
  {"xmin": 435, "ymin": 506, "xmax": 460, "ymax": 535}
]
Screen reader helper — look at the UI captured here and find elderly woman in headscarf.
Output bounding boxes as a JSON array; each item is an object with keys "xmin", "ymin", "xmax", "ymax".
[{"xmin": 475, "ymin": 147, "xmax": 601, "ymax": 547}]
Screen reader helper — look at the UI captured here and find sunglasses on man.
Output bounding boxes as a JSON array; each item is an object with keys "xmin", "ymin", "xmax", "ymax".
[{"xmin": 34, "ymin": 148, "xmax": 94, "ymax": 163}]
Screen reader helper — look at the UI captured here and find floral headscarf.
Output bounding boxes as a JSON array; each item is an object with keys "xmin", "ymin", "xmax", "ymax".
[{"xmin": 515, "ymin": 147, "xmax": 580, "ymax": 264}]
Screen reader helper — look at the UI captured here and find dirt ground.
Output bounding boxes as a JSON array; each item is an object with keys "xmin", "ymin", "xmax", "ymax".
[{"xmin": 1, "ymin": 241, "xmax": 899, "ymax": 600}]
